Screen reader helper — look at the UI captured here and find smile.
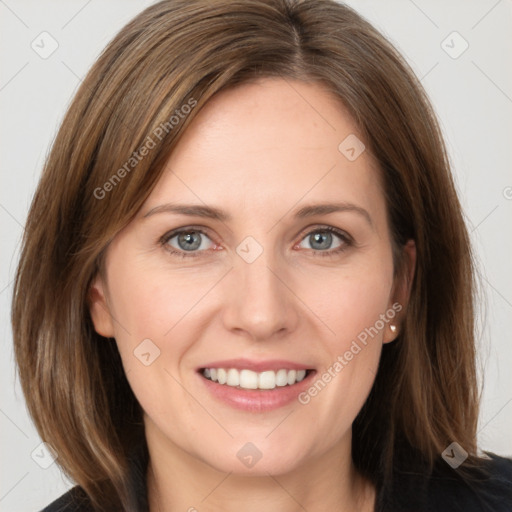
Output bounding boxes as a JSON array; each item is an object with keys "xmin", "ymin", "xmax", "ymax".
[
  {"xmin": 201, "ymin": 367, "xmax": 312, "ymax": 390},
  {"xmin": 197, "ymin": 359, "xmax": 317, "ymax": 412}
]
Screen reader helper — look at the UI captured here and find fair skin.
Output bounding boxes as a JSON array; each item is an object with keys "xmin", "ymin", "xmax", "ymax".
[{"xmin": 89, "ymin": 78, "xmax": 415, "ymax": 512}]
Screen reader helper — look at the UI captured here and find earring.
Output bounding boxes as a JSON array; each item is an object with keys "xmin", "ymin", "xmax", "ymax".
[{"xmin": 389, "ymin": 324, "xmax": 397, "ymax": 333}]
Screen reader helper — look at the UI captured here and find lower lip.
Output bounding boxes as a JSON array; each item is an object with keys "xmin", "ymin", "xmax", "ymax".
[{"xmin": 198, "ymin": 370, "xmax": 316, "ymax": 412}]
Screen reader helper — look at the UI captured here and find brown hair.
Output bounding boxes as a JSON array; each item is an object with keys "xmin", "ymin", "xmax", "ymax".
[{"xmin": 12, "ymin": 0, "xmax": 484, "ymax": 509}]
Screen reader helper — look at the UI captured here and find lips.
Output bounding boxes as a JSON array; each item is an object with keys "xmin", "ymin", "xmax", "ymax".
[{"xmin": 196, "ymin": 358, "xmax": 316, "ymax": 412}]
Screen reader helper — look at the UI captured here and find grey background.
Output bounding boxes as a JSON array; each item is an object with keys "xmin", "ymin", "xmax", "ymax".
[{"xmin": 1, "ymin": 0, "xmax": 511, "ymax": 510}]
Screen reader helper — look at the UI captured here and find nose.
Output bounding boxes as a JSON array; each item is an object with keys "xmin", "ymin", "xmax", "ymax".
[{"xmin": 221, "ymin": 248, "xmax": 300, "ymax": 342}]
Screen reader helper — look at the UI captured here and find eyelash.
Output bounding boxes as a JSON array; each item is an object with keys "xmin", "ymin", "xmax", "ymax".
[{"xmin": 159, "ymin": 225, "xmax": 353, "ymax": 259}]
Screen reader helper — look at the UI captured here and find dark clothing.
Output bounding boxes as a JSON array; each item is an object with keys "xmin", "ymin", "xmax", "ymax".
[{"xmin": 42, "ymin": 450, "xmax": 512, "ymax": 511}]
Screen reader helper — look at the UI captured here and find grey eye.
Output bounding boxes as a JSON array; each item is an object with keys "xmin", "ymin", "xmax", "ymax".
[
  {"xmin": 299, "ymin": 230, "xmax": 343, "ymax": 252},
  {"xmin": 167, "ymin": 231, "xmax": 213, "ymax": 252}
]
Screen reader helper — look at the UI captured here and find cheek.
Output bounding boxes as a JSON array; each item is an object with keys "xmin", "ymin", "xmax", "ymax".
[
  {"xmin": 295, "ymin": 263, "xmax": 393, "ymax": 424},
  {"xmin": 105, "ymin": 256, "xmax": 213, "ymax": 407},
  {"xmin": 302, "ymin": 262, "xmax": 394, "ymax": 350},
  {"xmin": 106, "ymin": 252, "xmax": 210, "ymax": 341},
  {"xmin": 105, "ymin": 259, "xmax": 203, "ymax": 433}
]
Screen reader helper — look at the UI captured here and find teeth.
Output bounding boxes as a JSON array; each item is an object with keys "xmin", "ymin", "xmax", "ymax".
[
  {"xmin": 217, "ymin": 368, "xmax": 227, "ymax": 384},
  {"xmin": 201, "ymin": 367, "xmax": 309, "ymax": 390},
  {"xmin": 226, "ymin": 369, "xmax": 239, "ymax": 386},
  {"xmin": 275, "ymin": 369, "xmax": 288, "ymax": 387},
  {"xmin": 239, "ymin": 369, "xmax": 258, "ymax": 389},
  {"xmin": 258, "ymin": 371, "xmax": 275, "ymax": 390}
]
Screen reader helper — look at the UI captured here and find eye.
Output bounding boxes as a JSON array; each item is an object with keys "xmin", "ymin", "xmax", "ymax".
[
  {"xmin": 161, "ymin": 228, "xmax": 216, "ymax": 258},
  {"xmin": 296, "ymin": 226, "xmax": 352, "ymax": 257},
  {"xmin": 160, "ymin": 225, "xmax": 353, "ymax": 259}
]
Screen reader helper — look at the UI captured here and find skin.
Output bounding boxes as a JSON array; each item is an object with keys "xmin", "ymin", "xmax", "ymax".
[{"xmin": 89, "ymin": 78, "xmax": 416, "ymax": 512}]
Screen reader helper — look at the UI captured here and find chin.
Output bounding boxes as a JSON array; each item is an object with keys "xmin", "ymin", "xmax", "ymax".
[{"xmin": 197, "ymin": 435, "xmax": 311, "ymax": 476}]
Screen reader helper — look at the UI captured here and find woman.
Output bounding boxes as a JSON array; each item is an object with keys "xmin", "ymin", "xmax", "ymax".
[{"xmin": 11, "ymin": 0, "xmax": 512, "ymax": 511}]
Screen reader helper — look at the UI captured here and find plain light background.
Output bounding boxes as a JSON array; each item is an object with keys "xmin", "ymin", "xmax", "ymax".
[{"xmin": 1, "ymin": 0, "xmax": 511, "ymax": 510}]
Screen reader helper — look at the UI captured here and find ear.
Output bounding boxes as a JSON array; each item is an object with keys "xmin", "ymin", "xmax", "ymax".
[
  {"xmin": 383, "ymin": 239, "xmax": 416, "ymax": 344},
  {"xmin": 87, "ymin": 273, "xmax": 115, "ymax": 338}
]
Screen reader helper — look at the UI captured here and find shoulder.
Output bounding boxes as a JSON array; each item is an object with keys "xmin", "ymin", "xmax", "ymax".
[
  {"xmin": 379, "ymin": 450, "xmax": 512, "ymax": 512},
  {"xmin": 425, "ymin": 451, "xmax": 512, "ymax": 511},
  {"xmin": 40, "ymin": 441, "xmax": 149, "ymax": 512},
  {"xmin": 40, "ymin": 486, "xmax": 94, "ymax": 512}
]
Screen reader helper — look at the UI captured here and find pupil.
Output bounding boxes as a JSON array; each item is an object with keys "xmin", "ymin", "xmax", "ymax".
[
  {"xmin": 179, "ymin": 231, "xmax": 201, "ymax": 251},
  {"xmin": 311, "ymin": 231, "xmax": 331, "ymax": 250}
]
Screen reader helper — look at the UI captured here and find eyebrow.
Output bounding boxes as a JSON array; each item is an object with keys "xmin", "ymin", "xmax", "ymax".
[{"xmin": 142, "ymin": 201, "xmax": 373, "ymax": 226}]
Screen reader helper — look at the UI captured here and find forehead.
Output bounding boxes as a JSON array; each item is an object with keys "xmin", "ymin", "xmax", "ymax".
[{"xmin": 144, "ymin": 78, "xmax": 385, "ymax": 228}]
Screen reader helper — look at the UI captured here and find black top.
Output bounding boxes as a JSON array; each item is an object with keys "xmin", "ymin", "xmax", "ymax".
[{"xmin": 41, "ymin": 450, "xmax": 512, "ymax": 512}]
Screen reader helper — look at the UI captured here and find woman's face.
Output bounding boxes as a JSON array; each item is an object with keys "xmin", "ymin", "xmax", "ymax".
[{"xmin": 90, "ymin": 78, "xmax": 413, "ymax": 476}]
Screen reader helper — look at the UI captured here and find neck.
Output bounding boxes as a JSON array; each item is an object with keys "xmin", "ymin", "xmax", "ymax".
[{"xmin": 145, "ymin": 419, "xmax": 376, "ymax": 512}]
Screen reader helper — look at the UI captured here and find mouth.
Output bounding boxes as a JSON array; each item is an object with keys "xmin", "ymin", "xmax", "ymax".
[
  {"xmin": 196, "ymin": 359, "xmax": 317, "ymax": 412},
  {"xmin": 199, "ymin": 367, "xmax": 315, "ymax": 390}
]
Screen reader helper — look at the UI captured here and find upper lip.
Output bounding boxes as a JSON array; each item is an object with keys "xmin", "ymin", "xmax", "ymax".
[{"xmin": 198, "ymin": 358, "xmax": 314, "ymax": 372}]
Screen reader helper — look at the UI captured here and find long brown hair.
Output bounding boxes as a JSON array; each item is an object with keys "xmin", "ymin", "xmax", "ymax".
[{"xmin": 12, "ymin": 0, "xmax": 483, "ymax": 509}]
